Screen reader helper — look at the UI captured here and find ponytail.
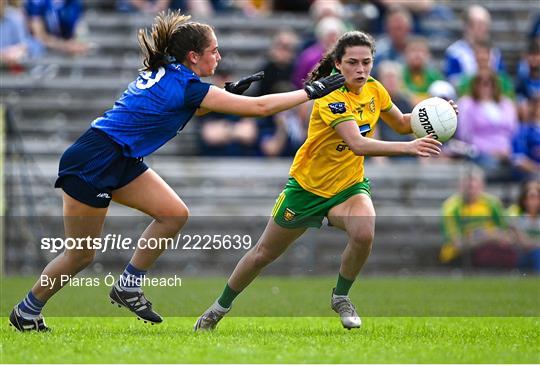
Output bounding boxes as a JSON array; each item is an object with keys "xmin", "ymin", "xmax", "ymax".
[
  {"xmin": 138, "ymin": 10, "xmax": 214, "ymax": 71},
  {"xmin": 308, "ymin": 53, "xmax": 336, "ymax": 83}
]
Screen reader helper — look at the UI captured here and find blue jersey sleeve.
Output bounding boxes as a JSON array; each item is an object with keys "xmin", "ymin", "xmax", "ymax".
[{"xmin": 184, "ymin": 80, "xmax": 211, "ymax": 108}]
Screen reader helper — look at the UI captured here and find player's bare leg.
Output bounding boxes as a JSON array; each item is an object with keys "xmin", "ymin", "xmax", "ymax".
[
  {"xmin": 327, "ymin": 193, "xmax": 376, "ymax": 329},
  {"xmin": 194, "ymin": 220, "xmax": 306, "ymax": 331},
  {"xmin": 109, "ymin": 169, "xmax": 189, "ymax": 324},
  {"xmin": 10, "ymin": 194, "xmax": 107, "ymax": 331}
]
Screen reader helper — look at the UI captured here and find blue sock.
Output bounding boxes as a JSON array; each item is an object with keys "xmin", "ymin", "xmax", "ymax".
[
  {"xmin": 118, "ymin": 263, "xmax": 147, "ymax": 292},
  {"xmin": 17, "ymin": 291, "xmax": 45, "ymax": 319}
]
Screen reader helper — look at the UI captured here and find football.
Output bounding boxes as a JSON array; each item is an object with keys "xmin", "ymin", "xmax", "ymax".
[{"xmin": 410, "ymin": 97, "xmax": 458, "ymax": 143}]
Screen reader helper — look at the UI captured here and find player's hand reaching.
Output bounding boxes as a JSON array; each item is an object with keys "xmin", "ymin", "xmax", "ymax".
[
  {"xmin": 224, "ymin": 71, "xmax": 265, "ymax": 95},
  {"xmin": 304, "ymin": 74, "xmax": 345, "ymax": 99},
  {"xmin": 408, "ymin": 134, "xmax": 443, "ymax": 157}
]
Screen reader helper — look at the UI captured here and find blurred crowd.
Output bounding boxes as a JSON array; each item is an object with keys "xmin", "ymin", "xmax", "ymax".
[{"xmin": 1, "ymin": 0, "xmax": 538, "ymax": 271}]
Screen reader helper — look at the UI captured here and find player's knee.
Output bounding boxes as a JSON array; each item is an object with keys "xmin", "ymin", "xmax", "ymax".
[
  {"xmin": 157, "ymin": 204, "xmax": 189, "ymax": 233},
  {"xmin": 65, "ymin": 250, "xmax": 95, "ymax": 269},
  {"xmin": 349, "ymin": 229, "xmax": 374, "ymax": 248},
  {"xmin": 251, "ymin": 248, "xmax": 276, "ymax": 269}
]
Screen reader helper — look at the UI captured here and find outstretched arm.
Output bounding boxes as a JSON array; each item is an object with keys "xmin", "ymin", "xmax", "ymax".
[
  {"xmin": 334, "ymin": 120, "xmax": 441, "ymax": 157},
  {"xmin": 199, "ymin": 74, "xmax": 344, "ymax": 117}
]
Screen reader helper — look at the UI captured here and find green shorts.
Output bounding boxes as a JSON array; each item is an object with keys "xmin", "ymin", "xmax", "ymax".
[{"xmin": 272, "ymin": 177, "xmax": 371, "ymax": 229}]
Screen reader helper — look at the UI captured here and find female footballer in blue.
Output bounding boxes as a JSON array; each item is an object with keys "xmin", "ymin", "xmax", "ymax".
[
  {"xmin": 9, "ymin": 11, "xmax": 344, "ymax": 331},
  {"xmin": 194, "ymin": 31, "xmax": 457, "ymax": 330}
]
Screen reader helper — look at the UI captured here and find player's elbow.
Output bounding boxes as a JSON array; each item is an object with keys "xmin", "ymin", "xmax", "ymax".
[
  {"xmin": 349, "ymin": 143, "xmax": 367, "ymax": 156},
  {"xmin": 252, "ymin": 102, "xmax": 272, "ymax": 117}
]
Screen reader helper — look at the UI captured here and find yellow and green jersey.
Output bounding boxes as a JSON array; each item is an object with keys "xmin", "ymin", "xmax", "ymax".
[
  {"xmin": 441, "ymin": 192, "xmax": 507, "ymax": 244},
  {"xmin": 290, "ymin": 77, "xmax": 393, "ymax": 198}
]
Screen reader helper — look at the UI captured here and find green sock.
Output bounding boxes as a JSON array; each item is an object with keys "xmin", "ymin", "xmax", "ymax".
[
  {"xmin": 217, "ymin": 283, "xmax": 240, "ymax": 308},
  {"xmin": 334, "ymin": 273, "xmax": 355, "ymax": 296}
]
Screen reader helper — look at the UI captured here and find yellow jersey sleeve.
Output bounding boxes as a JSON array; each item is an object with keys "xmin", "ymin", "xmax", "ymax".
[
  {"xmin": 374, "ymin": 79, "xmax": 393, "ymax": 112},
  {"xmin": 317, "ymin": 89, "xmax": 356, "ymax": 128}
]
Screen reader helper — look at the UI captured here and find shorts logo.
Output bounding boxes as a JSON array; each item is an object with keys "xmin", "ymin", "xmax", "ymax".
[
  {"xmin": 283, "ymin": 208, "xmax": 296, "ymax": 222},
  {"xmin": 328, "ymin": 102, "xmax": 346, "ymax": 114},
  {"xmin": 96, "ymin": 193, "xmax": 111, "ymax": 199}
]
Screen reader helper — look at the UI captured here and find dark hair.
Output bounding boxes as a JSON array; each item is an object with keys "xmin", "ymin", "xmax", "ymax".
[
  {"xmin": 138, "ymin": 10, "xmax": 214, "ymax": 71},
  {"xmin": 470, "ymin": 71, "xmax": 502, "ymax": 102},
  {"xmin": 308, "ymin": 31, "xmax": 375, "ymax": 82}
]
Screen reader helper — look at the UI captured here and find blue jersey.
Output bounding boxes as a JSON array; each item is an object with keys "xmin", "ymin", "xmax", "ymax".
[{"xmin": 92, "ymin": 63, "xmax": 211, "ymax": 158}]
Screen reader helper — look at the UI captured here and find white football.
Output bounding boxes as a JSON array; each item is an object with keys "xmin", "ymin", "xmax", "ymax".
[{"xmin": 410, "ymin": 97, "xmax": 457, "ymax": 143}]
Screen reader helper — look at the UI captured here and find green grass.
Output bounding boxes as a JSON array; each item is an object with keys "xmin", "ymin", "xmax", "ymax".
[{"xmin": 1, "ymin": 276, "xmax": 539, "ymax": 363}]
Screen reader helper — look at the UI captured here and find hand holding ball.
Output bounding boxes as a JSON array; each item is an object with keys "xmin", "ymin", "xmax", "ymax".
[{"xmin": 410, "ymin": 97, "xmax": 458, "ymax": 143}]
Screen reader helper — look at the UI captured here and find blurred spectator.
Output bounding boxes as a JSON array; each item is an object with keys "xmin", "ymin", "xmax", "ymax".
[
  {"xmin": 511, "ymin": 95, "xmax": 540, "ymax": 181},
  {"xmin": 309, "ymin": 0, "xmax": 346, "ymax": 23},
  {"xmin": 116, "ymin": 0, "xmax": 170, "ymax": 13},
  {"xmin": 117, "ymin": 0, "xmax": 235, "ymax": 15},
  {"xmin": 291, "ymin": 16, "xmax": 346, "ymax": 88},
  {"xmin": 0, "ymin": 0, "xmax": 28, "ymax": 70},
  {"xmin": 428, "ymin": 80, "xmax": 457, "ymax": 101},
  {"xmin": 373, "ymin": 5, "xmax": 412, "ymax": 70},
  {"xmin": 25, "ymin": 0, "xmax": 89, "ymax": 56},
  {"xmin": 371, "ymin": 0, "xmax": 455, "ymax": 36},
  {"xmin": 444, "ymin": 4, "xmax": 505, "ymax": 86},
  {"xmin": 528, "ymin": 11, "xmax": 540, "ymax": 41},
  {"xmin": 456, "ymin": 71, "xmax": 518, "ymax": 181},
  {"xmin": 402, "ymin": 36, "xmax": 443, "ymax": 105},
  {"xmin": 457, "ymin": 41, "xmax": 514, "ymax": 99},
  {"xmin": 255, "ymin": 30, "xmax": 298, "ymax": 96},
  {"xmin": 508, "ymin": 180, "xmax": 540, "ymax": 273},
  {"xmin": 439, "ymin": 167, "xmax": 517, "ymax": 268},
  {"xmin": 258, "ymin": 105, "xmax": 308, "ymax": 157},
  {"xmin": 197, "ymin": 66, "xmax": 258, "ymax": 156},
  {"xmin": 375, "ymin": 60, "xmax": 414, "ymax": 144},
  {"xmin": 515, "ymin": 39, "xmax": 540, "ymax": 121}
]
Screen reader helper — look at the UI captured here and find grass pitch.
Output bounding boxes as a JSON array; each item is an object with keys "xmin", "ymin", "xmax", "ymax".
[{"xmin": 1, "ymin": 276, "xmax": 539, "ymax": 363}]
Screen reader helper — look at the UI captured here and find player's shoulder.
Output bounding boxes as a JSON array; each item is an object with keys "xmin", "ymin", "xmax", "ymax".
[
  {"xmin": 316, "ymin": 85, "xmax": 349, "ymax": 105},
  {"xmin": 166, "ymin": 63, "xmax": 201, "ymax": 82},
  {"xmin": 442, "ymin": 193, "xmax": 462, "ymax": 209},
  {"xmin": 364, "ymin": 77, "xmax": 386, "ymax": 91}
]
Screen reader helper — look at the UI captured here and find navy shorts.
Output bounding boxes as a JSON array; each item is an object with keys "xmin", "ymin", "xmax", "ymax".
[{"xmin": 55, "ymin": 128, "xmax": 149, "ymax": 208}]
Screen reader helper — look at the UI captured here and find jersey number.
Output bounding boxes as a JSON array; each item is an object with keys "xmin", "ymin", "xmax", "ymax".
[{"xmin": 136, "ymin": 67, "xmax": 166, "ymax": 89}]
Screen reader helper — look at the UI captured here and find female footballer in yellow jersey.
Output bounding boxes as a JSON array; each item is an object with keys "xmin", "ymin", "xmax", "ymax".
[{"xmin": 195, "ymin": 31, "xmax": 456, "ymax": 330}]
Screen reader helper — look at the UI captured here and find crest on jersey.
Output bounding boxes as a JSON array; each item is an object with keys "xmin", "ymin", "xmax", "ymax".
[
  {"xmin": 328, "ymin": 102, "xmax": 346, "ymax": 114},
  {"xmin": 283, "ymin": 208, "xmax": 296, "ymax": 222}
]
